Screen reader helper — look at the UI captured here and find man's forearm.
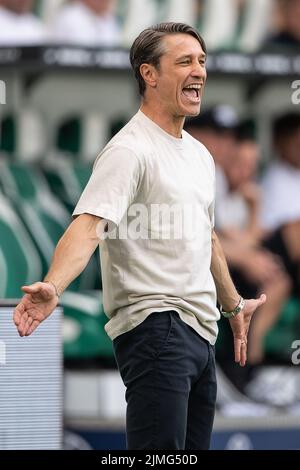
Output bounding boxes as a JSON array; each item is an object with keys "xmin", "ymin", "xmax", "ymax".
[
  {"xmin": 210, "ymin": 230, "xmax": 240, "ymax": 311},
  {"xmin": 44, "ymin": 214, "xmax": 103, "ymax": 296}
]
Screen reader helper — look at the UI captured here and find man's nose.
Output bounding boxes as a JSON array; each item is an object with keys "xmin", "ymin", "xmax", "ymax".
[{"xmin": 191, "ymin": 62, "xmax": 206, "ymax": 79}]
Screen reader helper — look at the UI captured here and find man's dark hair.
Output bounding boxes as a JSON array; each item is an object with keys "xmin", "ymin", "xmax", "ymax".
[
  {"xmin": 130, "ymin": 22, "xmax": 207, "ymax": 97},
  {"xmin": 273, "ymin": 112, "xmax": 300, "ymax": 142}
]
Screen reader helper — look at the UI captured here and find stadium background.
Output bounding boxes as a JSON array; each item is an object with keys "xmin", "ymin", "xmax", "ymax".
[{"xmin": 0, "ymin": 0, "xmax": 300, "ymax": 450}]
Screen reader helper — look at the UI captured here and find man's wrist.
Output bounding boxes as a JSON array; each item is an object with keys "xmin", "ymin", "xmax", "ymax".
[
  {"xmin": 44, "ymin": 281, "xmax": 60, "ymax": 298},
  {"xmin": 220, "ymin": 297, "xmax": 245, "ymax": 319}
]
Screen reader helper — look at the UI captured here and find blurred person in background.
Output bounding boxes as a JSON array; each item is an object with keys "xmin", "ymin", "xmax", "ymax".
[
  {"xmin": 185, "ymin": 105, "xmax": 239, "ymax": 168},
  {"xmin": 261, "ymin": 112, "xmax": 300, "ymax": 299},
  {"xmin": 217, "ymin": 133, "xmax": 291, "ymax": 365},
  {"xmin": 50, "ymin": 0, "xmax": 121, "ymax": 46},
  {"xmin": 185, "ymin": 105, "xmax": 239, "ymax": 215},
  {"xmin": 0, "ymin": 0, "xmax": 47, "ymax": 45},
  {"xmin": 186, "ymin": 110, "xmax": 291, "ymax": 367},
  {"xmin": 262, "ymin": 0, "xmax": 300, "ymax": 48}
]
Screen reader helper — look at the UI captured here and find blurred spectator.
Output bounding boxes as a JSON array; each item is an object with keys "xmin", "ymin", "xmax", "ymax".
[
  {"xmin": 220, "ymin": 134, "xmax": 291, "ymax": 365},
  {"xmin": 262, "ymin": 0, "xmax": 300, "ymax": 48},
  {"xmin": 261, "ymin": 112, "xmax": 300, "ymax": 297},
  {"xmin": 185, "ymin": 105, "xmax": 239, "ymax": 213},
  {"xmin": 185, "ymin": 107, "xmax": 291, "ymax": 366},
  {"xmin": 50, "ymin": 0, "xmax": 121, "ymax": 47},
  {"xmin": 185, "ymin": 104, "xmax": 239, "ymax": 166},
  {"xmin": 0, "ymin": 0, "xmax": 47, "ymax": 45}
]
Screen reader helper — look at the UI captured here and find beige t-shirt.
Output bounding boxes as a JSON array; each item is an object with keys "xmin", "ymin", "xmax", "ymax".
[{"xmin": 73, "ymin": 110, "xmax": 220, "ymax": 344}]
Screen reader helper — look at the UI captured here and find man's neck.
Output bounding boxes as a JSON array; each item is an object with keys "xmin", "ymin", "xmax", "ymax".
[{"xmin": 140, "ymin": 101, "xmax": 184, "ymax": 139}]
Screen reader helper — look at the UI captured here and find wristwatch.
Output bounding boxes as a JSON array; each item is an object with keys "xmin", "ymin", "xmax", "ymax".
[{"xmin": 220, "ymin": 297, "xmax": 245, "ymax": 319}]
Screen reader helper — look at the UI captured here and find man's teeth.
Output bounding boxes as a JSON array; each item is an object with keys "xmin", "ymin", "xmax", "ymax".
[{"xmin": 185, "ymin": 84, "xmax": 201, "ymax": 89}]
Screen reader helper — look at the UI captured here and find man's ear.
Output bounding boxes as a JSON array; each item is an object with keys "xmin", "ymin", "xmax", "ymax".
[{"xmin": 140, "ymin": 63, "xmax": 158, "ymax": 90}]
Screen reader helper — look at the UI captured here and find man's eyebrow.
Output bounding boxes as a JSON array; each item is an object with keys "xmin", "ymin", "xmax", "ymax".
[{"xmin": 176, "ymin": 53, "xmax": 207, "ymax": 61}]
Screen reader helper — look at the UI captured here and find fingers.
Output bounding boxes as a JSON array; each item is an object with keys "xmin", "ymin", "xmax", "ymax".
[
  {"xmin": 234, "ymin": 337, "xmax": 241, "ymax": 364},
  {"xmin": 13, "ymin": 298, "xmax": 38, "ymax": 337},
  {"xmin": 26, "ymin": 320, "xmax": 40, "ymax": 336},
  {"xmin": 17, "ymin": 310, "xmax": 29, "ymax": 336},
  {"xmin": 234, "ymin": 338, "xmax": 247, "ymax": 367},
  {"xmin": 13, "ymin": 303, "xmax": 25, "ymax": 326},
  {"xmin": 240, "ymin": 341, "xmax": 247, "ymax": 367},
  {"xmin": 23, "ymin": 317, "xmax": 34, "ymax": 336},
  {"xmin": 17, "ymin": 314, "xmax": 38, "ymax": 337},
  {"xmin": 18, "ymin": 317, "xmax": 39, "ymax": 337},
  {"xmin": 19, "ymin": 316, "xmax": 33, "ymax": 337},
  {"xmin": 257, "ymin": 293, "xmax": 267, "ymax": 307}
]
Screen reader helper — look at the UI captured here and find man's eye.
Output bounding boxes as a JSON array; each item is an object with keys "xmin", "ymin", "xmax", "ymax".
[{"xmin": 180, "ymin": 60, "xmax": 190, "ymax": 65}]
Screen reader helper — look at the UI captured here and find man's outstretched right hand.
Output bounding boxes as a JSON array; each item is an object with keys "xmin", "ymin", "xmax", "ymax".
[{"xmin": 13, "ymin": 282, "xmax": 59, "ymax": 337}]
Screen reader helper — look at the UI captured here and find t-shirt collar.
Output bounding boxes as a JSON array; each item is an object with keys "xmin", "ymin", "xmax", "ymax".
[{"xmin": 137, "ymin": 109, "xmax": 185, "ymax": 148}]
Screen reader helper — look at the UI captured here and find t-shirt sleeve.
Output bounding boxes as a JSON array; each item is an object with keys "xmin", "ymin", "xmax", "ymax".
[
  {"xmin": 207, "ymin": 151, "xmax": 216, "ymax": 229},
  {"xmin": 208, "ymin": 188, "xmax": 215, "ymax": 229},
  {"xmin": 73, "ymin": 145, "xmax": 144, "ymax": 225}
]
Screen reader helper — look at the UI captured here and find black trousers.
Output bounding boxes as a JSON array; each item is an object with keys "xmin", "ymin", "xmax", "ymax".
[{"xmin": 113, "ymin": 311, "xmax": 217, "ymax": 450}]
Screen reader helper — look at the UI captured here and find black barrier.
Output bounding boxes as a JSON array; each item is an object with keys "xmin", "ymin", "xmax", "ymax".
[{"xmin": 0, "ymin": 46, "xmax": 300, "ymax": 77}]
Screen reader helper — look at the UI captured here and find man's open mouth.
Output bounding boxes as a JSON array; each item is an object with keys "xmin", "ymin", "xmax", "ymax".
[{"xmin": 182, "ymin": 84, "xmax": 201, "ymax": 101}]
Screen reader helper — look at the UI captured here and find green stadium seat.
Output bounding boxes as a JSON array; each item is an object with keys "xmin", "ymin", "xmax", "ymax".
[
  {"xmin": 0, "ymin": 110, "xmax": 46, "ymax": 162},
  {"xmin": 43, "ymin": 156, "xmax": 92, "ymax": 208},
  {"xmin": 18, "ymin": 195, "xmax": 100, "ymax": 291},
  {"xmin": 0, "ymin": 159, "xmax": 100, "ymax": 290},
  {"xmin": 55, "ymin": 113, "xmax": 108, "ymax": 163},
  {"xmin": 0, "ymin": 159, "xmax": 53, "ymax": 201},
  {"xmin": 44, "ymin": 111, "xmax": 113, "ymax": 208},
  {"xmin": 0, "ymin": 247, "xmax": 8, "ymax": 298},
  {"xmin": 62, "ymin": 291, "xmax": 113, "ymax": 359},
  {"xmin": 0, "ymin": 192, "xmax": 112, "ymax": 360},
  {"xmin": 0, "ymin": 193, "xmax": 43, "ymax": 298}
]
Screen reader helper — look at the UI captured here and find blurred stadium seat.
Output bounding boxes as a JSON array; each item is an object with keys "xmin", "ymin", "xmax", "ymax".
[
  {"xmin": 237, "ymin": 0, "xmax": 273, "ymax": 52},
  {"xmin": 0, "ymin": 246, "xmax": 8, "ymax": 297},
  {"xmin": 122, "ymin": 0, "xmax": 159, "ymax": 46},
  {"xmin": 164, "ymin": 0, "xmax": 197, "ymax": 26},
  {"xmin": 38, "ymin": 0, "xmax": 66, "ymax": 26},
  {"xmin": 0, "ymin": 109, "xmax": 47, "ymax": 162},
  {"xmin": 0, "ymin": 0, "xmax": 284, "ymax": 52},
  {"xmin": 43, "ymin": 155, "xmax": 92, "ymax": 208},
  {"xmin": 0, "ymin": 158, "xmax": 99, "ymax": 291},
  {"xmin": 201, "ymin": 0, "xmax": 238, "ymax": 50},
  {"xmin": 0, "ymin": 189, "xmax": 108, "ymax": 362},
  {"xmin": 62, "ymin": 290, "xmax": 113, "ymax": 359},
  {"xmin": 55, "ymin": 112, "xmax": 109, "ymax": 163},
  {"xmin": 0, "ymin": 192, "xmax": 43, "ymax": 297}
]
